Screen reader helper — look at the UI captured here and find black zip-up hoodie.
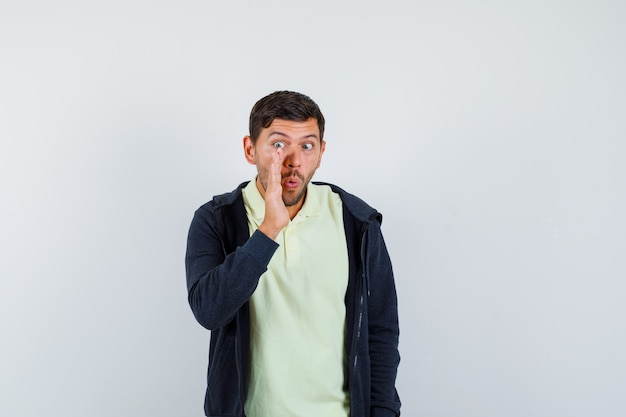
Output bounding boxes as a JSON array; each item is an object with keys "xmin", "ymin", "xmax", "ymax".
[{"xmin": 185, "ymin": 182, "xmax": 401, "ymax": 417}]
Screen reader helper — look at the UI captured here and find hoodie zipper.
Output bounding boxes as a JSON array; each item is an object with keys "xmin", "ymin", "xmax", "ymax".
[{"xmin": 350, "ymin": 222, "xmax": 372, "ymax": 414}]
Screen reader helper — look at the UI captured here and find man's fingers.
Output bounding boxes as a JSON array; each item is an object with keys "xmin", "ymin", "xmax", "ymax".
[
  {"xmin": 274, "ymin": 148, "xmax": 284, "ymax": 171},
  {"xmin": 269, "ymin": 148, "xmax": 283, "ymax": 188}
]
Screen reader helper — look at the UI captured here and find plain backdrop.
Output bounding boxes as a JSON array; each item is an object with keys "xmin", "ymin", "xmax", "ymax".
[{"xmin": 1, "ymin": 1, "xmax": 625, "ymax": 416}]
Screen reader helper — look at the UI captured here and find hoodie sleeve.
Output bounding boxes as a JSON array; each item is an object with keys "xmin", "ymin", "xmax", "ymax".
[
  {"xmin": 366, "ymin": 220, "xmax": 402, "ymax": 416},
  {"xmin": 185, "ymin": 203, "xmax": 278, "ymax": 330}
]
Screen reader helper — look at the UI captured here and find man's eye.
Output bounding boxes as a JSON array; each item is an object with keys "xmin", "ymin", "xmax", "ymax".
[
  {"xmin": 303, "ymin": 143, "xmax": 313, "ymax": 150},
  {"xmin": 273, "ymin": 141, "xmax": 286, "ymax": 149}
]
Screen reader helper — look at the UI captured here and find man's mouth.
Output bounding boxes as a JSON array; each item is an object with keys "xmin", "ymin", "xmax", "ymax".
[
  {"xmin": 283, "ymin": 177, "xmax": 300, "ymax": 189},
  {"xmin": 282, "ymin": 172, "xmax": 303, "ymax": 189}
]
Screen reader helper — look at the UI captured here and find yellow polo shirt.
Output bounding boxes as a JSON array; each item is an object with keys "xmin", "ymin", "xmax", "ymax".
[{"xmin": 242, "ymin": 179, "xmax": 350, "ymax": 417}]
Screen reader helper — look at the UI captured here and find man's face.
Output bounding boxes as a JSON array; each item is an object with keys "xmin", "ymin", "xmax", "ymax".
[{"xmin": 244, "ymin": 118, "xmax": 326, "ymax": 212}]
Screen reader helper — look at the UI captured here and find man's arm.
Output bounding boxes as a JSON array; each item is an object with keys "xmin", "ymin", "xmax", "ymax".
[
  {"xmin": 186, "ymin": 211, "xmax": 278, "ymax": 330},
  {"xmin": 185, "ymin": 147, "xmax": 288, "ymax": 330},
  {"xmin": 367, "ymin": 221, "xmax": 401, "ymax": 417}
]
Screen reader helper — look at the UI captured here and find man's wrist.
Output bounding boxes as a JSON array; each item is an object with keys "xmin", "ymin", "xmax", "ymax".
[{"xmin": 257, "ymin": 223, "xmax": 282, "ymax": 240}]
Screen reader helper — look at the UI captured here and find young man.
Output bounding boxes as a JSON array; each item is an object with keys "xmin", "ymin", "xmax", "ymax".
[{"xmin": 185, "ymin": 91, "xmax": 401, "ymax": 417}]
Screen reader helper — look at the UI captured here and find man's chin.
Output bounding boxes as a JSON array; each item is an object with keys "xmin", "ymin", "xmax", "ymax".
[{"xmin": 282, "ymin": 188, "xmax": 306, "ymax": 207}]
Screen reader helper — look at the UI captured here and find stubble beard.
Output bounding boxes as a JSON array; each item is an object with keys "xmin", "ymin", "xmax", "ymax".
[{"xmin": 282, "ymin": 186, "xmax": 307, "ymax": 207}]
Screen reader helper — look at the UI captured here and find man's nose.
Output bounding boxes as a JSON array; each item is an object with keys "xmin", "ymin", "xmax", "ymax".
[{"xmin": 283, "ymin": 148, "xmax": 302, "ymax": 168}]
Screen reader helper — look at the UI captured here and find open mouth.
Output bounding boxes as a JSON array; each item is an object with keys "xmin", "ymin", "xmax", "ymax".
[{"xmin": 283, "ymin": 177, "xmax": 300, "ymax": 189}]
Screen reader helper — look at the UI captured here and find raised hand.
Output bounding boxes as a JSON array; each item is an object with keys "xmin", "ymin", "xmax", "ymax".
[{"xmin": 258, "ymin": 148, "xmax": 289, "ymax": 240}]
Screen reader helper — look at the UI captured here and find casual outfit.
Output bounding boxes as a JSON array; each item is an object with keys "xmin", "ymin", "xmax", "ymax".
[{"xmin": 185, "ymin": 181, "xmax": 401, "ymax": 417}]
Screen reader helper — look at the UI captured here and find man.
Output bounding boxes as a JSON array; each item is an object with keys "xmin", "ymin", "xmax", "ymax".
[{"xmin": 185, "ymin": 91, "xmax": 401, "ymax": 417}]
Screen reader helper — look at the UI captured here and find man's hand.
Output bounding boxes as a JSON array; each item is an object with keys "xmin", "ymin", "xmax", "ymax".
[{"xmin": 258, "ymin": 148, "xmax": 289, "ymax": 240}]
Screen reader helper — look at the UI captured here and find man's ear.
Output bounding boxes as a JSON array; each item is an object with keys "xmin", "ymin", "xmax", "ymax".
[
  {"xmin": 316, "ymin": 140, "xmax": 326, "ymax": 168},
  {"xmin": 243, "ymin": 136, "xmax": 256, "ymax": 165}
]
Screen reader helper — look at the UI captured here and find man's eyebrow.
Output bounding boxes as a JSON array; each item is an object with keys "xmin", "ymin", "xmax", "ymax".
[
  {"xmin": 267, "ymin": 131, "xmax": 289, "ymax": 138},
  {"xmin": 267, "ymin": 131, "xmax": 319, "ymax": 140}
]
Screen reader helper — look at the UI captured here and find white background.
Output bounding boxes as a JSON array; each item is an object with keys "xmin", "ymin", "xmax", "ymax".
[{"xmin": 1, "ymin": 1, "xmax": 625, "ymax": 416}]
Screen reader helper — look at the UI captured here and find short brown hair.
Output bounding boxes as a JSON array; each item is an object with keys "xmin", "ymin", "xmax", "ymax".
[{"xmin": 248, "ymin": 91, "xmax": 325, "ymax": 143}]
